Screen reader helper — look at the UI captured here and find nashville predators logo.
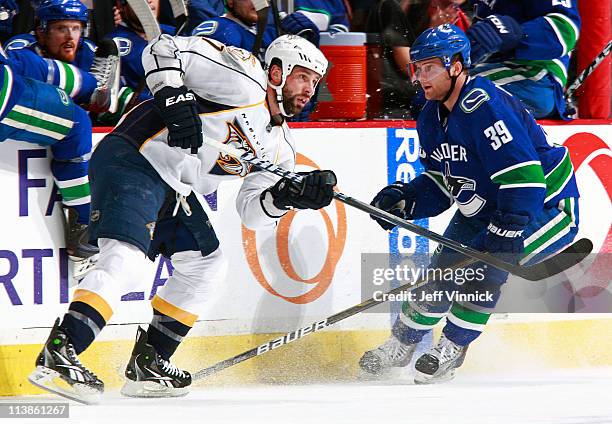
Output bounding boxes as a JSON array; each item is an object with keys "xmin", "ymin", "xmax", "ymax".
[{"xmin": 214, "ymin": 121, "xmax": 255, "ymax": 176}]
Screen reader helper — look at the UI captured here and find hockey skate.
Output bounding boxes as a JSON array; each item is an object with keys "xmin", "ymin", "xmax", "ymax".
[
  {"xmin": 28, "ymin": 318, "xmax": 104, "ymax": 405},
  {"xmin": 414, "ymin": 333, "xmax": 468, "ymax": 384},
  {"xmin": 89, "ymin": 39, "xmax": 120, "ymax": 114},
  {"xmin": 121, "ymin": 327, "xmax": 192, "ymax": 398},
  {"xmin": 64, "ymin": 207, "xmax": 98, "ymax": 261},
  {"xmin": 359, "ymin": 334, "xmax": 417, "ymax": 375}
]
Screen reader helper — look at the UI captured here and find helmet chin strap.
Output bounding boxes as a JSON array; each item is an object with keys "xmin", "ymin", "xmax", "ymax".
[
  {"xmin": 440, "ymin": 71, "xmax": 458, "ymax": 105},
  {"xmin": 268, "ymin": 73, "xmax": 294, "ymax": 117}
]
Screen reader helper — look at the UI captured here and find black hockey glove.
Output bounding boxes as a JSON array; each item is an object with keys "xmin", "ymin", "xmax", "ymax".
[
  {"xmin": 370, "ymin": 182, "xmax": 417, "ymax": 231},
  {"xmin": 470, "ymin": 211, "xmax": 529, "ymax": 257},
  {"xmin": 268, "ymin": 170, "xmax": 337, "ymax": 210},
  {"xmin": 153, "ymin": 85, "xmax": 203, "ymax": 154}
]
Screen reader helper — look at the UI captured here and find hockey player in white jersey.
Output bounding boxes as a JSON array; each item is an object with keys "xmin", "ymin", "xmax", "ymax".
[{"xmin": 28, "ymin": 34, "xmax": 333, "ymax": 404}]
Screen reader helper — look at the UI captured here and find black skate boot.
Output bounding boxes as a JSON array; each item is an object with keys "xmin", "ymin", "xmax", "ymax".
[
  {"xmin": 64, "ymin": 207, "xmax": 99, "ymax": 261},
  {"xmin": 359, "ymin": 334, "xmax": 417, "ymax": 375},
  {"xmin": 414, "ymin": 333, "xmax": 468, "ymax": 384},
  {"xmin": 89, "ymin": 38, "xmax": 120, "ymax": 113},
  {"xmin": 28, "ymin": 318, "xmax": 104, "ymax": 404},
  {"xmin": 121, "ymin": 327, "xmax": 192, "ymax": 398}
]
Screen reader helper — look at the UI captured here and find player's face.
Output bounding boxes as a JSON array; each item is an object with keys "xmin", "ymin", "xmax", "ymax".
[
  {"xmin": 229, "ymin": 0, "xmax": 258, "ymax": 25},
  {"xmin": 40, "ymin": 20, "xmax": 83, "ymax": 62},
  {"xmin": 410, "ymin": 58, "xmax": 451, "ymax": 100},
  {"xmin": 282, "ymin": 65, "xmax": 322, "ymax": 115}
]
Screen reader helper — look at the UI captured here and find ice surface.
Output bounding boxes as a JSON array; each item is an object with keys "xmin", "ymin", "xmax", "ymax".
[{"xmin": 4, "ymin": 368, "xmax": 612, "ymax": 424}]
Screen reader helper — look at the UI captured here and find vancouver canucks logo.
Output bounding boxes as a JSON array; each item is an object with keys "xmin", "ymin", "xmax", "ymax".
[
  {"xmin": 443, "ymin": 162, "xmax": 486, "ymax": 217},
  {"xmin": 460, "ymin": 88, "xmax": 490, "ymax": 113},
  {"xmin": 214, "ymin": 120, "xmax": 255, "ymax": 176},
  {"xmin": 443, "ymin": 162, "xmax": 475, "ymax": 197}
]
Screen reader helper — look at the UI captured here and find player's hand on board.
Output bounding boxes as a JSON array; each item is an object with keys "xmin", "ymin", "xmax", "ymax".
[
  {"xmin": 153, "ymin": 85, "xmax": 203, "ymax": 154},
  {"xmin": 281, "ymin": 12, "xmax": 321, "ymax": 45},
  {"xmin": 370, "ymin": 182, "xmax": 417, "ymax": 231},
  {"xmin": 268, "ymin": 169, "xmax": 336, "ymax": 210},
  {"xmin": 467, "ymin": 14, "xmax": 523, "ymax": 64}
]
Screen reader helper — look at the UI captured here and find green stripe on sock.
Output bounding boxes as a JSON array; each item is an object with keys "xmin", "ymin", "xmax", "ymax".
[
  {"xmin": 402, "ymin": 302, "xmax": 443, "ymax": 326},
  {"xmin": 450, "ymin": 303, "xmax": 490, "ymax": 325},
  {"xmin": 58, "ymin": 182, "xmax": 90, "ymax": 201},
  {"xmin": 6, "ymin": 109, "xmax": 71, "ymax": 136},
  {"xmin": 524, "ymin": 213, "xmax": 572, "ymax": 256},
  {"xmin": 492, "ymin": 164, "xmax": 545, "ymax": 186}
]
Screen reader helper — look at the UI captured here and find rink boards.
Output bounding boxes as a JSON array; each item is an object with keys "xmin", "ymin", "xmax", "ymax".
[{"xmin": 0, "ymin": 121, "xmax": 610, "ymax": 395}]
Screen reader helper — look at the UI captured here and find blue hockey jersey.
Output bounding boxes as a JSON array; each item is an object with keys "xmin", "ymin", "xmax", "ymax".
[
  {"xmin": 192, "ymin": 15, "xmax": 277, "ymax": 56},
  {"xmin": 410, "ymin": 76, "xmax": 578, "ymax": 222},
  {"xmin": 469, "ymin": 0, "xmax": 580, "ymax": 111},
  {"xmin": 4, "ymin": 34, "xmax": 98, "ymax": 104},
  {"xmin": 5, "ymin": 33, "xmax": 96, "ymax": 70},
  {"xmin": 0, "ymin": 51, "xmax": 25, "ymax": 122},
  {"xmin": 109, "ymin": 24, "xmax": 175, "ymax": 99}
]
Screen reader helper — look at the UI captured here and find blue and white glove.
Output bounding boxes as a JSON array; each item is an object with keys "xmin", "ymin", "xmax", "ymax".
[
  {"xmin": 467, "ymin": 15, "xmax": 523, "ymax": 64},
  {"xmin": 470, "ymin": 211, "xmax": 529, "ymax": 257},
  {"xmin": 281, "ymin": 12, "xmax": 320, "ymax": 45},
  {"xmin": 370, "ymin": 182, "xmax": 417, "ymax": 231}
]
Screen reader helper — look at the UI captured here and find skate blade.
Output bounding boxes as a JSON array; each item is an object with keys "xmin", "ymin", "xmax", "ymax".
[
  {"xmin": 120, "ymin": 379, "xmax": 189, "ymax": 398},
  {"xmin": 414, "ymin": 369, "xmax": 456, "ymax": 385},
  {"xmin": 71, "ymin": 254, "xmax": 99, "ymax": 282},
  {"xmin": 28, "ymin": 366, "xmax": 102, "ymax": 405}
]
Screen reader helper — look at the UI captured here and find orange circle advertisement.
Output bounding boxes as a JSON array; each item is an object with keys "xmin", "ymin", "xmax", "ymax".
[{"xmin": 242, "ymin": 154, "xmax": 347, "ymax": 304}]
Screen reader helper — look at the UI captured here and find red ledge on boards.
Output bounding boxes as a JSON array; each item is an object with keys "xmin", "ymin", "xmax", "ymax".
[{"xmin": 92, "ymin": 119, "xmax": 612, "ymax": 133}]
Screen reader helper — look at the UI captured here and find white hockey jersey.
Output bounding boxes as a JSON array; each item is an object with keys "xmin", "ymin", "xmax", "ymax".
[{"xmin": 113, "ymin": 34, "xmax": 295, "ymax": 229}]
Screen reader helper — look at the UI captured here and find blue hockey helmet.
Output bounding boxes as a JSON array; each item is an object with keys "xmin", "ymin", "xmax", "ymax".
[
  {"xmin": 36, "ymin": 0, "xmax": 89, "ymax": 29},
  {"xmin": 410, "ymin": 24, "xmax": 471, "ymax": 69}
]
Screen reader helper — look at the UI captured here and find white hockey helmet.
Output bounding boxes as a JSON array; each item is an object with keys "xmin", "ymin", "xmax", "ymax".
[{"xmin": 264, "ymin": 35, "xmax": 328, "ymax": 116}]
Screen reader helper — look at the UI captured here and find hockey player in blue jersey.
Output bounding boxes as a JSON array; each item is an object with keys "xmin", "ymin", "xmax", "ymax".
[
  {"xmin": 466, "ymin": 0, "xmax": 581, "ymax": 119},
  {"xmin": 359, "ymin": 24, "xmax": 580, "ymax": 383},
  {"xmin": 6, "ymin": 0, "xmax": 123, "ymax": 113},
  {"xmin": 192, "ymin": 0, "xmax": 349, "ymax": 53},
  {"xmin": 109, "ymin": 0, "xmax": 175, "ymax": 103},
  {"xmin": 0, "ymin": 43, "xmax": 98, "ymax": 260}
]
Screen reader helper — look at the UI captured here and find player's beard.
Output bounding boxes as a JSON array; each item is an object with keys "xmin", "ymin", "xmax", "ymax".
[{"xmin": 281, "ymin": 88, "xmax": 310, "ymax": 116}]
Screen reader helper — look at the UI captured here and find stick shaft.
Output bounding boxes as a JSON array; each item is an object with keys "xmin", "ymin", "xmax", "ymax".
[
  {"xmin": 193, "ymin": 256, "xmax": 476, "ymax": 379},
  {"xmin": 566, "ymin": 39, "xmax": 612, "ymax": 98}
]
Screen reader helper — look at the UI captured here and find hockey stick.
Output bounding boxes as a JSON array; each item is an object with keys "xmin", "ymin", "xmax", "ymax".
[
  {"xmin": 168, "ymin": 0, "xmax": 188, "ymax": 35},
  {"xmin": 193, "ymin": 255, "xmax": 476, "ymax": 380},
  {"xmin": 270, "ymin": 0, "xmax": 283, "ymax": 36},
  {"xmin": 565, "ymin": 39, "xmax": 612, "ymax": 115},
  {"xmin": 252, "ymin": 0, "xmax": 270, "ymax": 55},
  {"xmin": 126, "ymin": 0, "xmax": 161, "ymax": 40},
  {"xmin": 201, "ymin": 135, "xmax": 592, "ymax": 281},
  {"xmin": 566, "ymin": 39, "xmax": 612, "ymax": 100},
  {"xmin": 91, "ymin": 0, "xmax": 115, "ymax": 43}
]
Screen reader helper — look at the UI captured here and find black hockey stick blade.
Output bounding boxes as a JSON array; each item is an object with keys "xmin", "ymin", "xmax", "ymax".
[{"xmin": 91, "ymin": 0, "xmax": 115, "ymax": 43}]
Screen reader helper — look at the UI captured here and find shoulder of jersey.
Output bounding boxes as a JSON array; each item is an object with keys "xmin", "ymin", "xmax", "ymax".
[
  {"xmin": 4, "ymin": 34, "xmax": 36, "ymax": 50},
  {"xmin": 458, "ymin": 77, "xmax": 495, "ymax": 114},
  {"xmin": 192, "ymin": 17, "xmax": 233, "ymax": 36}
]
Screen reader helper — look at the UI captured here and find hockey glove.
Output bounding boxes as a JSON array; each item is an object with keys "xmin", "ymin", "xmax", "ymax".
[
  {"xmin": 0, "ymin": 1, "xmax": 18, "ymax": 35},
  {"xmin": 470, "ymin": 211, "xmax": 530, "ymax": 258},
  {"xmin": 467, "ymin": 15, "xmax": 523, "ymax": 64},
  {"xmin": 153, "ymin": 85, "xmax": 203, "ymax": 154},
  {"xmin": 281, "ymin": 12, "xmax": 321, "ymax": 45},
  {"xmin": 268, "ymin": 170, "xmax": 336, "ymax": 210},
  {"xmin": 370, "ymin": 182, "xmax": 417, "ymax": 231}
]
